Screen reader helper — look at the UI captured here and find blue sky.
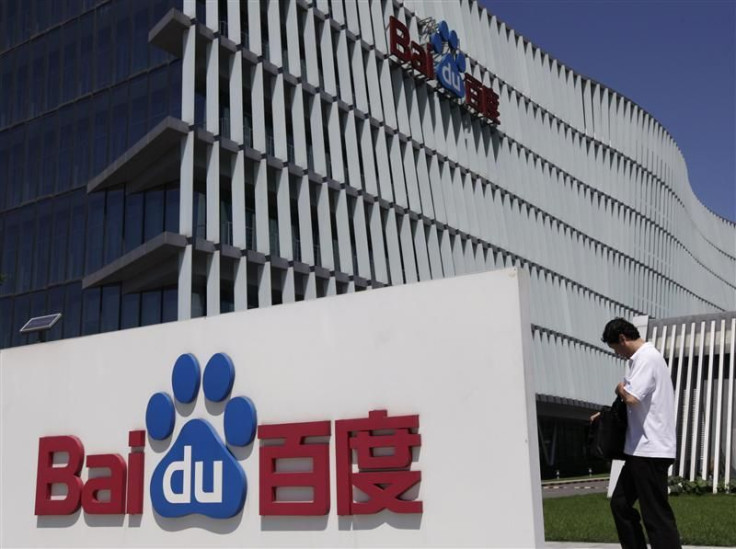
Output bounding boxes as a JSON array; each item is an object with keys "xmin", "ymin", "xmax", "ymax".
[{"xmin": 479, "ymin": 0, "xmax": 736, "ymax": 223}]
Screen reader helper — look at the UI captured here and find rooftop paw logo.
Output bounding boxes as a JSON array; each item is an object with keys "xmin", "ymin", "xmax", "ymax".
[
  {"xmin": 146, "ymin": 353, "xmax": 257, "ymax": 519},
  {"xmin": 431, "ymin": 21, "xmax": 466, "ymax": 99}
]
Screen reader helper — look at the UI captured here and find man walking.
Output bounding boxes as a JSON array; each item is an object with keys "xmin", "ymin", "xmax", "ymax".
[{"xmin": 601, "ymin": 318, "xmax": 681, "ymax": 549}]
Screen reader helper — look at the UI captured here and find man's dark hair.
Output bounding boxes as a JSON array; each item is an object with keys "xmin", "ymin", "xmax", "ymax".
[{"xmin": 601, "ymin": 318, "xmax": 640, "ymax": 344}]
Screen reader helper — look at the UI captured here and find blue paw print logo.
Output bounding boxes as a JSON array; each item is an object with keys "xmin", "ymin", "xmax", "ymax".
[
  {"xmin": 146, "ymin": 353, "xmax": 257, "ymax": 519},
  {"xmin": 431, "ymin": 21, "xmax": 466, "ymax": 99}
]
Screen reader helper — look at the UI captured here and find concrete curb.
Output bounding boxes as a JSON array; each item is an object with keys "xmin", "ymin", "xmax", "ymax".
[{"xmin": 542, "ymin": 477, "xmax": 610, "ymax": 487}]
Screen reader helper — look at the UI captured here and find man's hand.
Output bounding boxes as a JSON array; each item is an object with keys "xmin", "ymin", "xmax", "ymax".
[
  {"xmin": 615, "ymin": 382, "xmax": 640, "ymax": 406},
  {"xmin": 589, "ymin": 412, "xmax": 600, "ymax": 423}
]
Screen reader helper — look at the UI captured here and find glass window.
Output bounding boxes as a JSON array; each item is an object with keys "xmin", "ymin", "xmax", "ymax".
[
  {"xmin": 0, "ymin": 298, "xmax": 13, "ymax": 349},
  {"xmin": 81, "ymin": 287, "xmax": 101, "ymax": 335},
  {"xmin": 63, "ymin": 283, "xmax": 82, "ymax": 338},
  {"xmin": 220, "ymin": 193, "xmax": 232, "ymax": 245},
  {"xmin": 67, "ymin": 191, "xmax": 86, "ymax": 279},
  {"xmin": 0, "ymin": 134, "xmax": 6, "ymax": 210},
  {"xmin": 115, "ymin": 5, "xmax": 131, "ymax": 82},
  {"xmin": 12, "ymin": 294, "xmax": 30, "ymax": 347},
  {"xmin": 95, "ymin": 4, "xmax": 112, "ymax": 89},
  {"xmin": 57, "ymin": 105, "xmax": 74, "ymax": 193},
  {"xmin": 220, "ymin": 281, "xmax": 234, "ymax": 313},
  {"xmin": 152, "ymin": 0, "xmax": 173, "ymax": 23},
  {"xmin": 16, "ymin": 205, "xmax": 36, "ymax": 293},
  {"xmin": 104, "ymin": 190, "xmax": 124, "ymax": 263},
  {"xmin": 141, "ymin": 290, "xmax": 161, "ymax": 326},
  {"xmin": 92, "ymin": 92, "xmax": 110, "ymax": 175},
  {"xmin": 31, "ymin": 39, "xmax": 46, "ymax": 117},
  {"xmin": 162, "ymin": 287, "xmax": 177, "ymax": 322},
  {"xmin": 129, "ymin": 75, "xmax": 148, "ymax": 145},
  {"xmin": 1, "ymin": 211, "xmax": 20, "ymax": 295},
  {"xmin": 40, "ymin": 113, "xmax": 58, "ymax": 196},
  {"xmin": 165, "ymin": 187, "xmax": 180, "ymax": 233},
  {"xmin": 46, "ymin": 29, "xmax": 61, "ymax": 110},
  {"xmin": 100, "ymin": 284, "xmax": 120, "ymax": 332},
  {"xmin": 49, "ymin": 195, "xmax": 70, "ymax": 284},
  {"xmin": 149, "ymin": 68, "xmax": 167, "ymax": 130},
  {"xmin": 196, "ymin": 0, "xmax": 206, "ymax": 23},
  {"xmin": 192, "ymin": 287, "xmax": 205, "ymax": 318},
  {"xmin": 124, "ymin": 192, "xmax": 144, "ymax": 251},
  {"xmin": 1, "ymin": 66, "xmax": 13, "ymax": 126},
  {"xmin": 143, "ymin": 189, "xmax": 164, "ymax": 240},
  {"xmin": 47, "ymin": 0, "xmax": 62, "ymax": 29},
  {"xmin": 25, "ymin": 119, "xmax": 43, "ymax": 202},
  {"xmin": 73, "ymin": 100, "xmax": 91, "ymax": 187},
  {"xmin": 15, "ymin": 45, "xmax": 29, "ymax": 122},
  {"xmin": 33, "ymin": 201, "xmax": 53, "ymax": 288},
  {"xmin": 4, "ymin": 0, "xmax": 17, "ymax": 52},
  {"xmin": 169, "ymin": 61, "xmax": 182, "ymax": 118},
  {"xmin": 85, "ymin": 192, "xmax": 105, "ymax": 274},
  {"xmin": 110, "ymin": 84, "xmax": 129, "ymax": 160},
  {"xmin": 0, "ymin": 1, "xmax": 9, "ymax": 51},
  {"xmin": 62, "ymin": 0, "xmax": 82, "ymax": 21},
  {"xmin": 193, "ymin": 191, "xmax": 206, "ymax": 239},
  {"xmin": 195, "ymin": 91, "xmax": 205, "ymax": 128},
  {"xmin": 8, "ymin": 128, "xmax": 26, "ymax": 208},
  {"xmin": 131, "ymin": 1, "xmax": 150, "ymax": 73},
  {"xmin": 121, "ymin": 292, "xmax": 140, "ymax": 329},
  {"xmin": 18, "ymin": 0, "xmax": 31, "ymax": 43},
  {"xmin": 78, "ymin": 12, "xmax": 93, "ymax": 95},
  {"xmin": 46, "ymin": 286, "xmax": 65, "ymax": 341},
  {"xmin": 61, "ymin": 19, "xmax": 78, "ymax": 104},
  {"xmin": 35, "ymin": 0, "xmax": 50, "ymax": 36}
]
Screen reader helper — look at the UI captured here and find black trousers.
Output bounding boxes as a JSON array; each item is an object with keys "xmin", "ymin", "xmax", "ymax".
[{"xmin": 610, "ymin": 455, "xmax": 681, "ymax": 549}]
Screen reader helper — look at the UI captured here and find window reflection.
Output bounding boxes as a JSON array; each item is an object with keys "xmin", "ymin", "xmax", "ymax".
[
  {"xmin": 115, "ymin": 5, "xmax": 131, "ymax": 83},
  {"xmin": 49, "ymin": 195, "xmax": 70, "ymax": 284},
  {"xmin": 63, "ymin": 284, "xmax": 82, "ymax": 339},
  {"xmin": 82, "ymin": 287, "xmax": 101, "ymax": 335},
  {"xmin": 141, "ymin": 290, "xmax": 161, "ymax": 326},
  {"xmin": 33, "ymin": 202, "xmax": 52, "ymax": 288},
  {"xmin": 62, "ymin": 20, "xmax": 78, "ymax": 104},
  {"xmin": 121, "ymin": 292, "xmax": 140, "ymax": 329},
  {"xmin": 101, "ymin": 285, "xmax": 121, "ymax": 333},
  {"xmin": 68, "ymin": 192, "xmax": 86, "ymax": 280},
  {"xmin": 85, "ymin": 193, "xmax": 105, "ymax": 274},
  {"xmin": 0, "ymin": 0, "xmax": 186, "ymax": 352}
]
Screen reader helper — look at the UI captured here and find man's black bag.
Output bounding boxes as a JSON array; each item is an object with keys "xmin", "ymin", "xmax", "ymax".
[{"xmin": 588, "ymin": 398, "xmax": 627, "ymax": 460}]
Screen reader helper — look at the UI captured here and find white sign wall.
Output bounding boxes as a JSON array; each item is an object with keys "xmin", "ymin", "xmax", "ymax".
[{"xmin": 0, "ymin": 269, "xmax": 543, "ymax": 547}]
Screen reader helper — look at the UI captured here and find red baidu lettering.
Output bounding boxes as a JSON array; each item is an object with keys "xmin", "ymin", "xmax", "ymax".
[
  {"xmin": 465, "ymin": 73, "xmax": 484, "ymax": 112},
  {"xmin": 389, "ymin": 16, "xmax": 411, "ymax": 63},
  {"xmin": 390, "ymin": 16, "xmax": 434, "ymax": 80},
  {"xmin": 464, "ymin": 73, "xmax": 500, "ymax": 125},
  {"xmin": 483, "ymin": 85, "xmax": 501, "ymax": 124},
  {"xmin": 35, "ymin": 431, "xmax": 145, "ymax": 516},
  {"xmin": 335, "ymin": 410, "xmax": 422, "ymax": 515},
  {"xmin": 126, "ymin": 430, "xmax": 145, "ymax": 514},
  {"xmin": 81, "ymin": 454, "xmax": 127, "ymax": 514},
  {"xmin": 35, "ymin": 436, "xmax": 85, "ymax": 515},
  {"xmin": 259, "ymin": 421, "xmax": 331, "ymax": 516},
  {"xmin": 390, "ymin": 15, "xmax": 500, "ymax": 124}
]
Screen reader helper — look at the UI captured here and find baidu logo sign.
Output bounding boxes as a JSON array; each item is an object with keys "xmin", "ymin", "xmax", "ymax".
[
  {"xmin": 146, "ymin": 353, "xmax": 256, "ymax": 518},
  {"xmin": 431, "ymin": 21, "xmax": 466, "ymax": 99},
  {"xmin": 389, "ymin": 16, "xmax": 500, "ymax": 125},
  {"xmin": 34, "ymin": 351, "xmax": 422, "ymax": 523}
]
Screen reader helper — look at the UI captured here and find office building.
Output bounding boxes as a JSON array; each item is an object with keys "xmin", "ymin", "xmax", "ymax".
[{"xmin": 1, "ymin": 0, "xmax": 734, "ymax": 477}]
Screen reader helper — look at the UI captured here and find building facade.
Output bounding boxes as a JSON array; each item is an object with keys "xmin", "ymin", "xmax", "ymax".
[
  {"xmin": 1, "ymin": 0, "xmax": 735, "ymax": 476},
  {"xmin": 641, "ymin": 312, "xmax": 736, "ymax": 490}
]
